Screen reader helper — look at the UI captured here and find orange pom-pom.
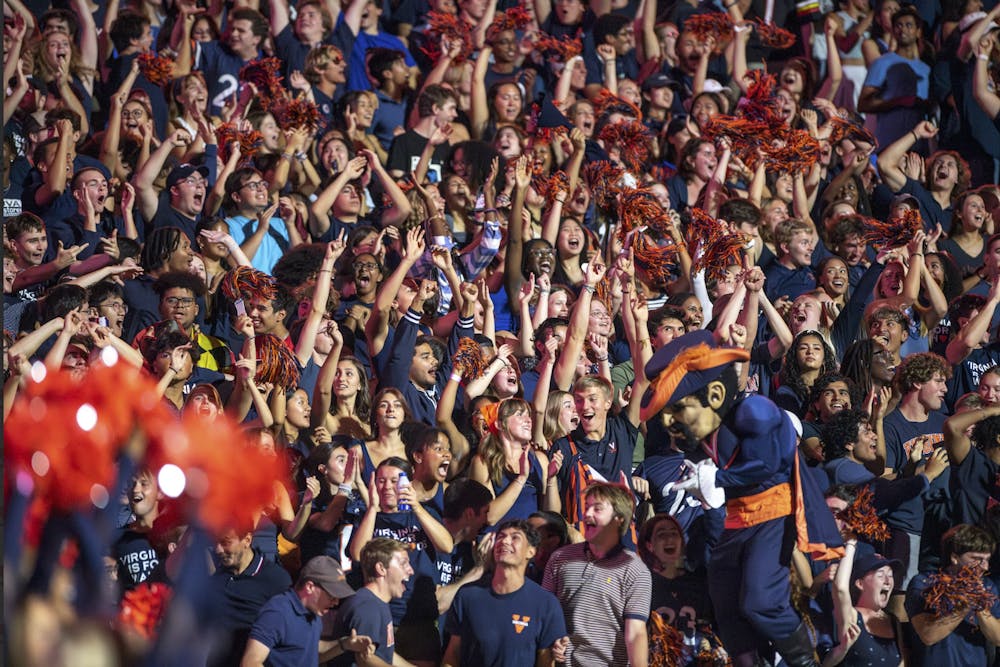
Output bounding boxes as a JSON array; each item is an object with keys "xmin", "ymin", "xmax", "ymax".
[
  {"xmin": 922, "ymin": 565, "xmax": 999, "ymax": 618},
  {"xmin": 220, "ymin": 265, "xmax": 277, "ymax": 303},
  {"xmin": 420, "ymin": 12, "xmax": 475, "ymax": 64},
  {"xmin": 5, "ymin": 362, "xmax": 173, "ymax": 512},
  {"xmin": 119, "ymin": 582, "xmax": 173, "ymax": 640},
  {"xmin": 861, "ymin": 209, "xmax": 922, "ymax": 250},
  {"xmin": 836, "ymin": 486, "xmax": 890, "ymax": 543},
  {"xmin": 216, "ymin": 123, "xmax": 264, "ymax": 165},
  {"xmin": 584, "ymin": 161, "xmax": 626, "ymax": 211},
  {"xmin": 272, "ymin": 96, "xmax": 322, "ymax": 131},
  {"xmin": 684, "ymin": 13, "xmax": 735, "ymax": 53},
  {"xmin": 145, "ymin": 413, "xmax": 280, "ymax": 536},
  {"xmin": 754, "ymin": 19, "xmax": 796, "ymax": 49},
  {"xmin": 649, "ymin": 611, "xmax": 689, "ymax": 667},
  {"xmin": 138, "ymin": 53, "xmax": 175, "ymax": 87},
  {"xmin": 487, "ymin": 5, "xmax": 533, "ymax": 42},
  {"xmin": 533, "ymin": 34, "xmax": 583, "ymax": 63},
  {"xmin": 452, "ymin": 337, "xmax": 488, "ymax": 379},
  {"xmin": 599, "ymin": 120, "xmax": 653, "ymax": 173},
  {"xmin": 255, "ymin": 334, "xmax": 301, "ymax": 389},
  {"xmin": 239, "ymin": 58, "xmax": 285, "ymax": 107}
]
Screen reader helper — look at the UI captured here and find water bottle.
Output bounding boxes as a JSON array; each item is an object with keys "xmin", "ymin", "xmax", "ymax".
[{"xmin": 397, "ymin": 472, "xmax": 411, "ymax": 512}]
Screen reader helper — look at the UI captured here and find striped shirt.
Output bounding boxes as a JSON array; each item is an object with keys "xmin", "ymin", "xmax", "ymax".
[{"xmin": 542, "ymin": 542, "xmax": 651, "ymax": 667}]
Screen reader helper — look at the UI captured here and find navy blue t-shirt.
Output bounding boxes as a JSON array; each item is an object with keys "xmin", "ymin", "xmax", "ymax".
[
  {"xmin": 445, "ymin": 578, "xmax": 567, "ymax": 667},
  {"xmin": 905, "ymin": 572, "xmax": 1000, "ymax": 667},
  {"xmin": 330, "ymin": 587, "xmax": 395, "ymax": 666},
  {"xmin": 882, "ymin": 409, "xmax": 948, "ymax": 535}
]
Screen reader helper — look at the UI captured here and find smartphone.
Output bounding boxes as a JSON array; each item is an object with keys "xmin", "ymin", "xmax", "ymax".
[
  {"xmin": 98, "ymin": 316, "xmax": 109, "ymax": 327},
  {"xmin": 235, "ymin": 298, "xmax": 247, "ymax": 318}
]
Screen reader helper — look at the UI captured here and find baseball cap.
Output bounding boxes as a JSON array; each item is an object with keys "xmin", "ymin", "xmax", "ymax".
[
  {"xmin": 960, "ymin": 11, "xmax": 1000, "ymax": 33},
  {"xmin": 641, "ymin": 72, "xmax": 680, "ymax": 92},
  {"xmin": 852, "ymin": 552, "xmax": 900, "ymax": 583},
  {"xmin": 300, "ymin": 556, "xmax": 356, "ymax": 599},
  {"xmin": 166, "ymin": 163, "xmax": 210, "ymax": 189}
]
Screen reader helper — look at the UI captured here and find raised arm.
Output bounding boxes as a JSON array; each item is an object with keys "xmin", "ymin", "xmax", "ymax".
[
  {"xmin": 469, "ymin": 46, "xmax": 492, "ymax": 140},
  {"xmin": 553, "ymin": 260, "xmax": 606, "ymax": 391},
  {"xmin": 504, "ymin": 155, "xmax": 531, "ymax": 302},
  {"xmin": 33, "ymin": 119, "xmax": 74, "ymax": 210},
  {"xmin": 296, "ymin": 238, "xmax": 346, "ymax": 367},
  {"xmin": 309, "ymin": 155, "xmax": 367, "ymax": 239},
  {"xmin": 133, "ymin": 129, "xmax": 191, "ymax": 221},
  {"xmin": 973, "ymin": 36, "xmax": 1000, "ymax": 119},
  {"xmin": 876, "ymin": 120, "xmax": 937, "ymax": 193},
  {"xmin": 946, "ymin": 278, "xmax": 1000, "ymax": 365}
]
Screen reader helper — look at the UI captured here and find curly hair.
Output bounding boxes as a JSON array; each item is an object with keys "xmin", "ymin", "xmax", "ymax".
[
  {"xmin": 840, "ymin": 339, "xmax": 879, "ymax": 399},
  {"xmin": 807, "ymin": 372, "xmax": 858, "ymax": 420},
  {"xmin": 893, "ymin": 352, "xmax": 951, "ymax": 395},
  {"xmin": 821, "ymin": 408, "xmax": 870, "ymax": 460},
  {"xmin": 778, "ymin": 331, "xmax": 839, "ymax": 405},
  {"xmin": 925, "ymin": 151, "xmax": 971, "ymax": 205},
  {"xmin": 972, "ymin": 415, "xmax": 1000, "ymax": 452}
]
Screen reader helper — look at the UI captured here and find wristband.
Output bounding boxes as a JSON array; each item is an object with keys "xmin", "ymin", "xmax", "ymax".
[
  {"xmin": 247, "ymin": 335, "xmax": 256, "ymax": 340},
  {"xmin": 595, "ymin": 355, "xmax": 609, "ymax": 362},
  {"xmin": 294, "ymin": 151, "xmax": 308, "ymax": 162},
  {"xmin": 979, "ymin": 54, "xmax": 990, "ymax": 61},
  {"xmin": 910, "ymin": 131, "xmax": 918, "ymax": 143},
  {"xmin": 281, "ymin": 152, "xmax": 294, "ymax": 160},
  {"xmin": 539, "ymin": 289, "xmax": 551, "ymax": 294},
  {"xmin": 338, "ymin": 483, "xmax": 353, "ymax": 496},
  {"xmin": 450, "ymin": 372, "xmax": 463, "ymax": 383},
  {"xmin": 583, "ymin": 284, "xmax": 596, "ymax": 293}
]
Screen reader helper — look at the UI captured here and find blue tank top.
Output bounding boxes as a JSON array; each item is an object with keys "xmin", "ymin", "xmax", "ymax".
[
  {"xmin": 486, "ymin": 452, "xmax": 546, "ymax": 529},
  {"xmin": 843, "ymin": 610, "xmax": 900, "ymax": 666}
]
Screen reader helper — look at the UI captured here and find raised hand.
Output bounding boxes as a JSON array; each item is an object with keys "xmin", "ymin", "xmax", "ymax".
[{"xmin": 303, "ymin": 476, "xmax": 322, "ymax": 504}]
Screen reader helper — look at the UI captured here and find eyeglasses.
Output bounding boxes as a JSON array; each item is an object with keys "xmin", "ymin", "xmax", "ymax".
[
  {"xmin": 121, "ymin": 109, "xmax": 145, "ymax": 119},
  {"xmin": 353, "ymin": 262, "xmax": 379, "ymax": 272},
  {"xmin": 241, "ymin": 180, "xmax": 269, "ymax": 192},
  {"xmin": 164, "ymin": 296, "xmax": 196, "ymax": 308},
  {"xmin": 99, "ymin": 300, "xmax": 128, "ymax": 312}
]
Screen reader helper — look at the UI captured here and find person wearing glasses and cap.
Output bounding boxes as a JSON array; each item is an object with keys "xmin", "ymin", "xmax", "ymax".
[
  {"xmin": 641, "ymin": 330, "xmax": 843, "ymax": 667},
  {"xmin": 243, "ymin": 555, "xmax": 375, "ymax": 666}
]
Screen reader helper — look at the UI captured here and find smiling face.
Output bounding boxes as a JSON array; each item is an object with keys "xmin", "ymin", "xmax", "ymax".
[
  {"xmin": 688, "ymin": 142, "xmax": 717, "ymax": 181},
  {"xmin": 352, "ymin": 93, "xmax": 377, "ymax": 129},
  {"xmin": 819, "ymin": 258, "xmax": 849, "ymax": 299},
  {"xmin": 376, "ymin": 465, "xmax": 405, "ymax": 510},
  {"xmin": 583, "ymin": 495, "xmax": 622, "ymax": 543},
  {"xmin": 248, "ymin": 296, "xmax": 285, "ymax": 335},
  {"xmin": 491, "ymin": 363, "xmax": 520, "ymax": 398},
  {"xmin": 646, "ymin": 518, "xmax": 684, "ymax": 570},
  {"xmin": 503, "ymin": 405, "xmax": 533, "ymax": 443},
  {"xmin": 574, "ymin": 385, "xmax": 612, "ymax": 434},
  {"xmin": 556, "ymin": 218, "xmax": 585, "ymax": 258},
  {"xmin": 680, "ymin": 296, "xmax": 703, "ymax": 330},
  {"xmin": 959, "ymin": 195, "xmax": 987, "ymax": 233},
  {"xmin": 571, "ymin": 101, "xmax": 595, "ymax": 136},
  {"xmin": 691, "ymin": 96, "xmax": 720, "ymax": 130},
  {"xmin": 548, "ymin": 289, "xmax": 570, "ymax": 318},
  {"xmin": 980, "ymin": 371, "xmax": 1000, "ymax": 406},
  {"xmin": 558, "ymin": 395, "xmax": 580, "ymax": 433},
  {"xmin": 493, "ymin": 126, "xmax": 522, "ymax": 160},
  {"xmin": 588, "ymin": 300, "xmax": 613, "ymax": 337},
  {"xmin": 493, "ymin": 83, "xmax": 522, "ymax": 122},
  {"xmin": 815, "ymin": 381, "xmax": 852, "ymax": 422},
  {"xmin": 177, "ymin": 76, "xmax": 208, "ymax": 114},
  {"xmin": 494, "ymin": 525, "xmax": 536, "ymax": 569},
  {"xmin": 491, "ymin": 29, "xmax": 518, "ymax": 63},
  {"xmin": 214, "ymin": 530, "xmax": 252, "ymax": 572},
  {"xmin": 130, "ymin": 472, "xmax": 161, "ymax": 520},
  {"xmin": 94, "ymin": 296, "xmax": 127, "ymax": 336},
  {"xmin": 351, "ymin": 253, "xmax": 382, "ymax": 296}
]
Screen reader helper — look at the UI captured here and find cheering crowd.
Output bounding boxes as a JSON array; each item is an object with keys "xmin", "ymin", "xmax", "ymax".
[{"xmin": 4, "ymin": 0, "xmax": 1000, "ymax": 664}]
